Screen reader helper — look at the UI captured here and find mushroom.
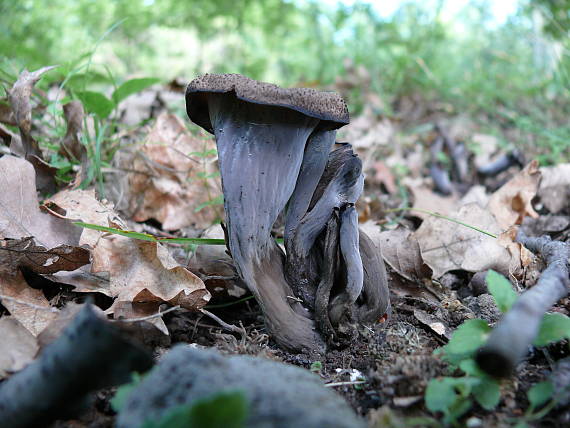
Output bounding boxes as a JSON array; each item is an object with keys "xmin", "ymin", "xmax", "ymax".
[{"xmin": 186, "ymin": 73, "xmax": 389, "ymax": 352}]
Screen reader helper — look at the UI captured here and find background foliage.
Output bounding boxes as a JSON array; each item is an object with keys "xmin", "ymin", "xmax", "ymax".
[{"xmin": 1, "ymin": 0, "xmax": 569, "ymax": 161}]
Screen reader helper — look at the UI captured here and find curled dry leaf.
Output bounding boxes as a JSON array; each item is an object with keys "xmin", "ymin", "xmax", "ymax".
[
  {"xmin": 413, "ymin": 203, "xmax": 521, "ymax": 279},
  {"xmin": 538, "ymin": 163, "xmax": 570, "ymax": 214},
  {"xmin": 125, "ymin": 113, "xmax": 222, "ymax": 231},
  {"xmin": 487, "ymin": 160, "xmax": 541, "ymax": 229},
  {"xmin": 59, "ymin": 101, "xmax": 89, "ymax": 184},
  {"xmin": 7, "ymin": 66, "xmax": 58, "ymax": 193},
  {"xmin": 7, "ymin": 66, "xmax": 56, "ymax": 158},
  {"xmin": 0, "ymin": 237, "xmax": 90, "ymax": 275},
  {"xmin": 0, "ymin": 317, "xmax": 38, "ymax": 379}
]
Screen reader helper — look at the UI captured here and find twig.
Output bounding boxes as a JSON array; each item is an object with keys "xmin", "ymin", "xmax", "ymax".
[
  {"xmin": 324, "ymin": 380, "xmax": 366, "ymax": 387},
  {"xmin": 113, "ymin": 305, "xmax": 180, "ymax": 323},
  {"xmin": 199, "ymin": 309, "xmax": 245, "ymax": 335},
  {"xmin": 476, "ymin": 230, "xmax": 570, "ymax": 377},
  {"xmin": 0, "ymin": 294, "xmax": 59, "ymax": 313}
]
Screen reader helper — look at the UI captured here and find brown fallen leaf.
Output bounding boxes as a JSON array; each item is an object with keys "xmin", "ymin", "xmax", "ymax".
[
  {"xmin": 0, "ymin": 271, "xmax": 59, "ymax": 336},
  {"xmin": 413, "ymin": 203, "xmax": 519, "ymax": 279},
  {"xmin": 0, "ymin": 237, "xmax": 90, "ymax": 275},
  {"xmin": 188, "ymin": 224, "xmax": 247, "ymax": 298},
  {"xmin": 487, "ymin": 160, "xmax": 541, "ymax": 229},
  {"xmin": 125, "ymin": 113, "xmax": 222, "ymax": 231},
  {"xmin": 107, "ymin": 235, "xmax": 210, "ymax": 314},
  {"xmin": 113, "ymin": 301, "xmax": 169, "ymax": 336},
  {"xmin": 403, "ymin": 177, "xmax": 459, "ymax": 219},
  {"xmin": 367, "ymin": 225, "xmax": 432, "ymax": 283},
  {"xmin": 538, "ymin": 163, "xmax": 570, "ymax": 214},
  {"xmin": 59, "ymin": 101, "xmax": 89, "ymax": 184},
  {"xmin": 371, "ymin": 161, "xmax": 397, "ymax": 194},
  {"xmin": 0, "ymin": 317, "xmax": 39, "ymax": 379},
  {"xmin": 0, "ymin": 156, "xmax": 79, "ymax": 248}
]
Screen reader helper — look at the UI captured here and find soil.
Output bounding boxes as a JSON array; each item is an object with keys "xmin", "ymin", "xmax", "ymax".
[{"xmin": 51, "ymin": 266, "xmax": 570, "ymax": 427}]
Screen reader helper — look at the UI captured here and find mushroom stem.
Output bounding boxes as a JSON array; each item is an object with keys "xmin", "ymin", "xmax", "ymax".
[
  {"xmin": 207, "ymin": 93, "xmax": 324, "ymax": 351},
  {"xmin": 285, "ymin": 129, "xmax": 336, "ymax": 241}
]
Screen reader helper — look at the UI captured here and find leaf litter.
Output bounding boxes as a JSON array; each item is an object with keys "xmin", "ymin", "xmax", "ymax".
[{"xmin": 0, "ymin": 72, "xmax": 569, "ymax": 427}]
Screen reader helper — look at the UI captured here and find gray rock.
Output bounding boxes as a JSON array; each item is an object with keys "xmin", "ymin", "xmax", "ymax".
[{"xmin": 117, "ymin": 345, "xmax": 365, "ymax": 428}]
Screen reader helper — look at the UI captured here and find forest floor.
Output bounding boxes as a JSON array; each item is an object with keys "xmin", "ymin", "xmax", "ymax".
[{"xmin": 1, "ymin": 69, "xmax": 569, "ymax": 427}]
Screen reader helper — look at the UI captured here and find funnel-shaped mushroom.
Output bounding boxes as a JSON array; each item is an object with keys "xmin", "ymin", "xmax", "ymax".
[{"xmin": 186, "ymin": 73, "xmax": 389, "ymax": 352}]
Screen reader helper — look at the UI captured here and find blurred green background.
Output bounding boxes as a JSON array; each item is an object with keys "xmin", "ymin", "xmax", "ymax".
[{"xmin": 1, "ymin": 0, "xmax": 569, "ymax": 161}]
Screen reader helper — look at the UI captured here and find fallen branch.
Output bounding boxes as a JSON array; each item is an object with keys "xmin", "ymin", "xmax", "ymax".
[
  {"xmin": 476, "ymin": 230, "xmax": 570, "ymax": 377},
  {"xmin": 0, "ymin": 304, "xmax": 153, "ymax": 427}
]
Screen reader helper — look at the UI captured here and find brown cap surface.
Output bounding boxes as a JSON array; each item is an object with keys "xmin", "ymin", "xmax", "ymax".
[{"xmin": 186, "ymin": 73, "xmax": 349, "ymax": 133}]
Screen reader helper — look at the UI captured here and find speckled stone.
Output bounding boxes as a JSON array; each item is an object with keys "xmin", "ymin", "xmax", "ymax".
[{"xmin": 117, "ymin": 345, "xmax": 365, "ymax": 428}]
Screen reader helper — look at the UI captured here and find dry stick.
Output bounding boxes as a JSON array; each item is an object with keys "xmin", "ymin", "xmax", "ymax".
[
  {"xmin": 476, "ymin": 230, "xmax": 570, "ymax": 377},
  {"xmin": 199, "ymin": 308, "xmax": 245, "ymax": 335},
  {"xmin": 113, "ymin": 305, "xmax": 181, "ymax": 323}
]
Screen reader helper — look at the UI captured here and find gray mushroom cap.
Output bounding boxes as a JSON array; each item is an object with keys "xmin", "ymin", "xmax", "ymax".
[{"xmin": 186, "ymin": 73, "xmax": 349, "ymax": 133}]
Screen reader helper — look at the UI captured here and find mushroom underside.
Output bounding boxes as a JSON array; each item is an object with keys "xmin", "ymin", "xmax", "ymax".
[{"xmin": 205, "ymin": 92, "xmax": 389, "ymax": 353}]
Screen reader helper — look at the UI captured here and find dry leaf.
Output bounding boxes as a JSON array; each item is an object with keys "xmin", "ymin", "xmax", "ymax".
[
  {"xmin": 0, "ymin": 271, "xmax": 58, "ymax": 336},
  {"xmin": 371, "ymin": 161, "xmax": 397, "ymax": 194},
  {"xmin": 487, "ymin": 160, "xmax": 541, "ymax": 229},
  {"xmin": 0, "ymin": 317, "xmax": 38, "ymax": 378},
  {"xmin": 43, "ymin": 188, "xmax": 124, "ymax": 293},
  {"xmin": 125, "ymin": 113, "xmax": 222, "ymax": 231},
  {"xmin": 59, "ymin": 101, "xmax": 89, "ymax": 183},
  {"xmin": 413, "ymin": 203, "xmax": 517, "ymax": 279},
  {"xmin": 7, "ymin": 66, "xmax": 58, "ymax": 193},
  {"xmin": 107, "ymin": 236, "xmax": 210, "ymax": 313},
  {"xmin": 0, "ymin": 156, "xmax": 79, "ymax": 248},
  {"xmin": 0, "ymin": 100, "xmax": 16, "ymax": 126},
  {"xmin": 538, "ymin": 163, "xmax": 570, "ymax": 214},
  {"xmin": 471, "ymin": 134, "xmax": 499, "ymax": 169},
  {"xmin": 0, "ymin": 237, "xmax": 90, "ymax": 275},
  {"xmin": 7, "ymin": 66, "xmax": 56, "ymax": 158},
  {"xmin": 113, "ymin": 301, "xmax": 169, "ymax": 336},
  {"xmin": 188, "ymin": 224, "xmax": 246, "ymax": 298},
  {"xmin": 404, "ymin": 177, "xmax": 459, "ymax": 219},
  {"xmin": 371, "ymin": 226, "xmax": 432, "ymax": 283}
]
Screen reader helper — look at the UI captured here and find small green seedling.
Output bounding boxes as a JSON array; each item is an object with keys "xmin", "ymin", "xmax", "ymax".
[{"xmin": 424, "ymin": 270, "xmax": 570, "ymax": 426}]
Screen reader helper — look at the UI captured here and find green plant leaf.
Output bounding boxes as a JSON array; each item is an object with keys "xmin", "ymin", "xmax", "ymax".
[
  {"xmin": 459, "ymin": 359, "xmax": 486, "ymax": 377},
  {"xmin": 445, "ymin": 319, "xmax": 491, "ymax": 356},
  {"xmin": 527, "ymin": 381, "xmax": 553, "ymax": 410},
  {"xmin": 534, "ymin": 313, "xmax": 570, "ymax": 347},
  {"xmin": 425, "ymin": 378, "xmax": 459, "ymax": 413},
  {"xmin": 112, "ymin": 77, "xmax": 160, "ymax": 104},
  {"xmin": 195, "ymin": 195, "xmax": 224, "ymax": 212},
  {"xmin": 310, "ymin": 361, "xmax": 323, "ymax": 373},
  {"xmin": 75, "ymin": 91, "xmax": 115, "ymax": 118},
  {"xmin": 142, "ymin": 390, "xmax": 248, "ymax": 428},
  {"xmin": 111, "ymin": 372, "xmax": 144, "ymax": 412},
  {"xmin": 486, "ymin": 270, "xmax": 517, "ymax": 313},
  {"xmin": 473, "ymin": 378, "xmax": 500, "ymax": 410}
]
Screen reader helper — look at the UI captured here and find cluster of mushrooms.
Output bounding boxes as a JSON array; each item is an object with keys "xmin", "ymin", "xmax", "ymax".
[{"xmin": 186, "ymin": 74, "xmax": 390, "ymax": 353}]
